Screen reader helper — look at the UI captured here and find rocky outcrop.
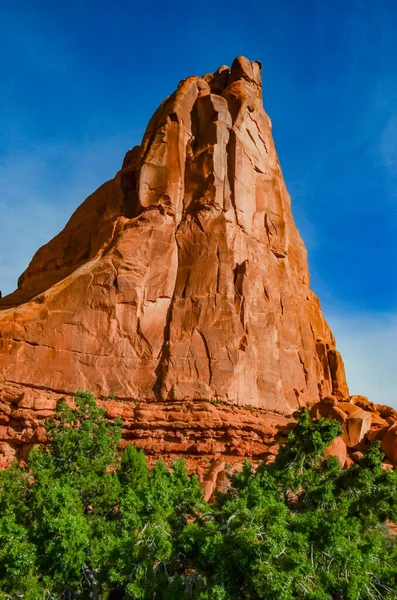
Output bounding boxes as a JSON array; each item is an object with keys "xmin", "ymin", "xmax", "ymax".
[
  {"xmin": 0, "ymin": 56, "xmax": 348, "ymax": 467},
  {"xmin": 314, "ymin": 395, "xmax": 397, "ymax": 469},
  {"xmin": 0, "ymin": 381, "xmax": 293, "ymax": 471}
]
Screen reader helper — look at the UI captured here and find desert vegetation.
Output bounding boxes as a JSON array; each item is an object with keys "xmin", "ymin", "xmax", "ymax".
[{"xmin": 1, "ymin": 392, "xmax": 397, "ymax": 599}]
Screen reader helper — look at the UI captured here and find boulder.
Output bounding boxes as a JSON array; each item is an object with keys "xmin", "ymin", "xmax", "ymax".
[
  {"xmin": 375, "ymin": 405, "xmax": 397, "ymax": 421},
  {"xmin": 324, "ymin": 437, "xmax": 347, "ymax": 467},
  {"xmin": 338, "ymin": 403, "xmax": 363, "ymax": 417},
  {"xmin": 382, "ymin": 460, "xmax": 394, "ymax": 472},
  {"xmin": 366, "ymin": 425, "xmax": 389, "ymax": 444},
  {"xmin": 371, "ymin": 413, "xmax": 390, "ymax": 428},
  {"xmin": 351, "ymin": 451, "xmax": 364, "ymax": 464},
  {"xmin": 342, "ymin": 409, "xmax": 372, "ymax": 448},
  {"xmin": 310, "ymin": 402, "xmax": 347, "ymax": 422},
  {"xmin": 381, "ymin": 423, "xmax": 397, "ymax": 466},
  {"xmin": 348, "ymin": 395, "xmax": 374, "ymax": 411}
]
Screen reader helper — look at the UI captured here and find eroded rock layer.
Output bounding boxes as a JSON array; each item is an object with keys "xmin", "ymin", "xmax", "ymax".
[{"xmin": 0, "ymin": 56, "xmax": 348, "ymax": 466}]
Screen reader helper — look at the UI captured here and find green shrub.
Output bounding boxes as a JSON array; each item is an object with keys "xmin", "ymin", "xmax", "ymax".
[{"xmin": 1, "ymin": 396, "xmax": 397, "ymax": 599}]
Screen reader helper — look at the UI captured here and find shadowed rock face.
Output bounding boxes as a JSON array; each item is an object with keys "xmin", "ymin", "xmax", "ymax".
[{"xmin": 0, "ymin": 57, "xmax": 348, "ymax": 465}]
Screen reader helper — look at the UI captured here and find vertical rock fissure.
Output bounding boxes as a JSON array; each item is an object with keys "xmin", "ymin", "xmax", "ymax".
[
  {"xmin": 216, "ymin": 247, "xmax": 221, "ymax": 294},
  {"xmin": 152, "ymin": 217, "xmax": 181, "ymax": 400},
  {"xmin": 153, "ymin": 283, "xmax": 174, "ymax": 401},
  {"xmin": 226, "ymin": 131, "xmax": 240, "ymax": 227},
  {"xmin": 197, "ymin": 329, "xmax": 213, "ymax": 386},
  {"xmin": 298, "ymin": 352, "xmax": 309, "ymax": 387}
]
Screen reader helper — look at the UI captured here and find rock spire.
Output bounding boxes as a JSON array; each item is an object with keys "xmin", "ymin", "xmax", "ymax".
[{"xmin": 0, "ymin": 56, "xmax": 348, "ymax": 466}]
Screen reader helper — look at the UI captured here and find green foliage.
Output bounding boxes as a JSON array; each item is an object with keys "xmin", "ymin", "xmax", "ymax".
[{"xmin": 1, "ymin": 399, "xmax": 397, "ymax": 599}]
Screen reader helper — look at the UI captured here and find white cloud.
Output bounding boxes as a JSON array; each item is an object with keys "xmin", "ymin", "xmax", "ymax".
[
  {"xmin": 0, "ymin": 135, "xmax": 133, "ymax": 296},
  {"xmin": 377, "ymin": 116, "xmax": 397, "ymax": 169},
  {"xmin": 327, "ymin": 311, "xmax": 397, "ymax": 408}
]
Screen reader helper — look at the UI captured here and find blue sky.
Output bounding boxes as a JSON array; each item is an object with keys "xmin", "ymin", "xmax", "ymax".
[{"xmin": 0, "ymin": 0, "xmax": 396, "ymax": 405}]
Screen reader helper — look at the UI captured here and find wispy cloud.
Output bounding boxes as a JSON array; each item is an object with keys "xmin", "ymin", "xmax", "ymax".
[
  {"xmin": 327, "ymin": 311, "xmax": 397, "ymax": 408},
  {"xmin": 377, "ymin": 116, "xmax": 397, "ymax": 171},
  {"xmin": 0, "ymin": 135, "xmax": 133, "ymax": 296}
]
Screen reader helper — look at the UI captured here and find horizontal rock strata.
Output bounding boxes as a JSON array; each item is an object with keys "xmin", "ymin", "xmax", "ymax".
[{"xmin": 0, "ymin": 382, "xmax": 292, "ymax": 470}]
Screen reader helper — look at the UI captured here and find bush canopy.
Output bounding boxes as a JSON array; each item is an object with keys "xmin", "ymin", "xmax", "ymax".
[{"xmin": 1, "ymin": 391, "xmax": 397, "ymax": 599}]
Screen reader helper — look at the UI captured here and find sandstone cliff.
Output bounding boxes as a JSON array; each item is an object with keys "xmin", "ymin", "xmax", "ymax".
[{"xmin": 0, "ymin": 56, "xmax": 349, "ymax": 467}]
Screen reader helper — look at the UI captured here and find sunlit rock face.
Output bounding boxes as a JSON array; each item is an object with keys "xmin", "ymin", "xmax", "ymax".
[{"xmin": 0, "ymin": 57, "xmax": 348, "ymax": 466}]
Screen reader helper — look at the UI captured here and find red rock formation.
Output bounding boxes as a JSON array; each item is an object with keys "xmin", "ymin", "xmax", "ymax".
[
  {"xmin": 0, "ymin": 56, "xmax": 349, "ymax": 467},
  {"xmin": 315, "ymin": 396, "xmax": 397, "ymax": 470},
  {"xmin": 381, "ymin": 424, "xmax": 397, "ymax": 466},
  {"xmin": 324, "ymin": 437, "xmax": 347, "ymax": 468}
]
